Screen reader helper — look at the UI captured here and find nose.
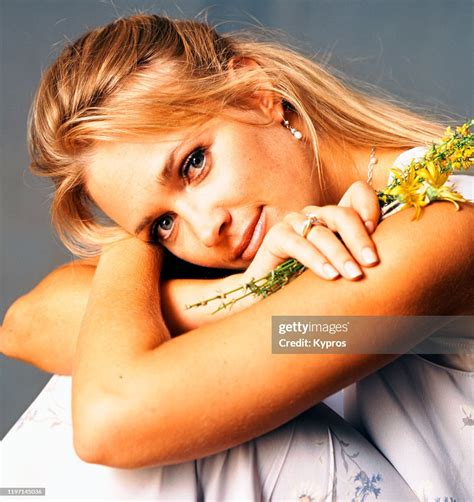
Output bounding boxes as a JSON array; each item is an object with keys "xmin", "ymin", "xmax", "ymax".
[{"xmin": 177, "ymin": 199, "xmax": 231, "ymax": 248}]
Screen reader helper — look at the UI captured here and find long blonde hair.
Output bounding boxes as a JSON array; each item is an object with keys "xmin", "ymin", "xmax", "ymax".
[{"xmin": 28, "ymin": 14, "xmax": 446, "ymax": 258}]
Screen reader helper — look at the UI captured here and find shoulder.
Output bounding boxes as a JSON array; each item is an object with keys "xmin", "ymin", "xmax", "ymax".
[
  {"xmin": 392, "ymin": 146, "xmax": 430, "ymax": 169},
  {"xmin": 389, "ymin": 146, "xmax": 474, "ymax": 200}
]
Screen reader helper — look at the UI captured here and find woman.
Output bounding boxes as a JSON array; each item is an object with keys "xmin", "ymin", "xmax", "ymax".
[{"xmin": 1, "ymin": 14, "xmax": 473, "ymax": 501}]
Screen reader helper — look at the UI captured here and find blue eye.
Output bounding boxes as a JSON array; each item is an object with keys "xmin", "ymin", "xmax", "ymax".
[
  {"xmin": 150, "ymin": 214, "xmax": 174, "ymax": 242},
  {"xmin": 149, "ymin": 147, "xmax": 208, "ymax": 243},
  {"xmin": 181, "ymin": 148, "xmax": 206, "ymax": 177}
]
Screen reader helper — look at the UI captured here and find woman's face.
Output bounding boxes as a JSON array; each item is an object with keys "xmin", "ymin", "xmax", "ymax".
[{"xmin": 86, "ymin": 107, "xmax": 320, "ymax": 270}]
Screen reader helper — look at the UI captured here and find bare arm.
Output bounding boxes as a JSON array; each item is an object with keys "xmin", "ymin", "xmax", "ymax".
[
  {"xmin": 0, "ymin": 260, "xmax": 251, "ymax": 374},
  {"xmin": 72, "ymin": 203, "xmax": 473, "ymax": 468},
  {"xmin": 1, "ymin": 262, "xmax": 96, "ymax": 375},
  {"xmin": 1, "ymin": 181, "xmax": 382, "ymax": 373}
]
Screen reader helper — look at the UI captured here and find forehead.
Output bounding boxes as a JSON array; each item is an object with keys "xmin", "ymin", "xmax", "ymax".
[
  {"xmin": 84, "ymin": 137, "xmax": 180, "ymax": 227},
  {"xmin": 84, "ymin": 116, "xmax": 220, "ymax": 205},
  {"xmin": 86, "ymin": 141, "xmax": 165, "ymax": 198}
]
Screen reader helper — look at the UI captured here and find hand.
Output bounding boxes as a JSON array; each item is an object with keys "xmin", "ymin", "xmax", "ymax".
[{"xmin": 242, "ymin": 181, "xmax": 380, "ymax": 282}]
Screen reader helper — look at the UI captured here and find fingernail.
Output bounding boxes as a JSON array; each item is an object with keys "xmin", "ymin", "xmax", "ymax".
[
  {"xmin": 365, "ymin": 220, "xmax": 375, "ymax": 234},
  {"xmin": 323, "ymin": 263, "xmax": 339, "ymax": 279},
  {"xmin": 344, "ymin": 260, "xmax": 362, "ymax": 279},
  {"xmin": 361, "ymin": 246, "xmax": 378, "ymax": 265}
]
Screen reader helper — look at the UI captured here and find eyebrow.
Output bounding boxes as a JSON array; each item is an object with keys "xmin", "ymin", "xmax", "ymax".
[{"xmin": 133, "ymin": 144, "xmax": 180, "ymax": 237}]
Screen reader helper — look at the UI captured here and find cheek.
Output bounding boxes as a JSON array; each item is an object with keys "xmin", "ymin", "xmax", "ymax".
[{"xmin": 253, "ymin": 131, "xmax": 300, "ymax": 178}]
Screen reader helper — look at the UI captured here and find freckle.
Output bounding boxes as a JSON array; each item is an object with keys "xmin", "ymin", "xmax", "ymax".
[{"xmin": 119, "ymin": 375, "xmax": 123, "ymax": 379}]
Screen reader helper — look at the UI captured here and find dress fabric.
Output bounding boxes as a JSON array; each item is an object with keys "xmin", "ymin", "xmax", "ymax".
[
  {"xmin": 1, "ymin": 375, "xmax": 417, "ymax": 501},
  {"xmin": 344, "ymin": 156, "xmax": 474, "ymax": 502},
  {"xmin": 1, "ymin": 147, "xmax": 472, "ymax": 501},
  {"xmin": 345, "ymin": 353, "xmax": 474, "ymax": 502}
]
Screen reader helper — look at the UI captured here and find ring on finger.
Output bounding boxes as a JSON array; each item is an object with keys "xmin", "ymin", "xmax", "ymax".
[{"xmin": 301, "ymin": 213, "xmax": 327, "ymax": 238}]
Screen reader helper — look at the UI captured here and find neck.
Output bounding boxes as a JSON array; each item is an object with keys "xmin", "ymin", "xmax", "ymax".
[{"xmin": 315, "ymin": 138, "xmax": 407, "ymax": 205}]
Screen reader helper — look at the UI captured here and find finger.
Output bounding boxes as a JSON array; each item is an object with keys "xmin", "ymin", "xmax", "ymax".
[
  {"xmin": 299, "ymin": 207, "xmax": 379, "ymax": 268},
  {"xmin": 285, "ymin": 213, "xmax": 363, "ymax": 279},
  {"xmin": 337, "ymin": 181, "xmax": 381, "ymax": 234},
  {"xmin": 305, "ymin": 225, "xmax": 364, "ymax": 279},
  {"xmin": 271, "ymin": 228, "xmax": 342, "ymax": 280},
  {"xmin": 242, "ymin": 237, "xmax": 288, "ymax": 281},
  {"xmin": 246, "ymin": 223, "xmax": 340, "ymax": 281}
]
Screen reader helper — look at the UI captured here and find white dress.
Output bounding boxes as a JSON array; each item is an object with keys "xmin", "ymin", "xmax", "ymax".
[
  {"xmin": 344, "ymin": 149, "xmax": 474, "ymax": 501},
  {"xmin": 1, "ymin": 148, "xmax": 472, "ymax": 501},
  {"xmin": 0, "ymin": 376, "xmax": 417, "ymax": 501}
]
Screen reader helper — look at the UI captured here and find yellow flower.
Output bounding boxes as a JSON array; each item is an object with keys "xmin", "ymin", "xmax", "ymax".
[
  {"xmin": 441, "ymin": 126, "xmax": 456, "ymax": 143},
  {"xmin": 425, "ymin": 185, "xmax": 467, "ymax": 211},
  {"xmin": 386, "ymin": 167, "xmax": 429, "ymax": 219},
  {"xmin": 456, "ymin": 122, "xmax": 473, "ymax": 136},
  {"xmin": 418, "ymin": 161, "xmax": 450, "ymax": 188},
  {"xmin": 387, "ymin": 166, "xmax": 421, "ymax": 194},
  {"xmin": 443, "ymin": 125, "xmax": 453, "ymax": 136}
]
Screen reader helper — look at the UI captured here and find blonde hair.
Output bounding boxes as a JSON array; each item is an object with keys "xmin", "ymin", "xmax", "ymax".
[{"xmin": 28, "ymin": 14, "xmax": 446, "ymax": 258}]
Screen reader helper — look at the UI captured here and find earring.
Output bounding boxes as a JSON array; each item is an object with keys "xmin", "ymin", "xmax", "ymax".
[{"xmin": 282, "ymin": 118, "xmax": 303, "ymax": 140}]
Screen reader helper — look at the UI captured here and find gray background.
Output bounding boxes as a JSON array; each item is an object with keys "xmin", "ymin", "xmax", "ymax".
[{"xmin": 0, "ymin": 0, "xmax": 472, "ymax": 440}]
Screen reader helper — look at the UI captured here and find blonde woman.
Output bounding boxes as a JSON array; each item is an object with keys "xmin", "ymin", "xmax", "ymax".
[{"xmin": 1, "ymin": 15, "xmax": 473, "ymax": 501}]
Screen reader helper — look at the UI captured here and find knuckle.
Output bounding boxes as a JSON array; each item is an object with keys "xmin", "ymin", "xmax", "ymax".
[
  {"xmin": 269, "ymin": 220, "xmax": 285, "ymax": 231},
  {"xmin": 288, "ymin": 232, "xmax": 304, "ymax": 248},
  {"xmin": 267, "ymin": 222, "xmax": 289, "ymax": 241},
  {"xmin": 311, "ymin": 224, "xmax": 331, "ymax": 237},
  {"xmin": 340, "ymin": 206, "xmax": 356, "ymax": 216},
  {"xmin": 351, "ymin": 180, "xmax": 370, "ymax": 192},
  {"xmin": 263, "ymin": 226, "xmax": 278, "ymax": 242},
  {"xmin": 302, "ymin": 205, "xmax": 319, "ymax": 214},
  {"xmin": 284, "ymin": 211, "xmax": 300, "ymax": 222},
  {"xmin": 336, "ymin": 206, "xmax": 359, "ymax": 222},
  {"xmin": 306, "ymin": 225, "xmax": 331, "ymax": 242}
]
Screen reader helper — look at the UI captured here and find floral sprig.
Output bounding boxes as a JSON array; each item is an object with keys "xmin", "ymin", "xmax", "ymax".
[
  {"xmin": 186, "ymin": 120, "xmax": 473, "ymax": 314},
  {"xmin": 378, "ymin": 120, "xmax": 473, "ymax": 219},
  {"xmin": 185, "ymin": 258, "xmax": 306, "ymax": 313}
]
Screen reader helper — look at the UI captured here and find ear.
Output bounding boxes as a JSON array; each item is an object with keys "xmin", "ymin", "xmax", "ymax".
[{"xmin": 227, "ymin": 56, "xmax": 284, "ymax": 124}]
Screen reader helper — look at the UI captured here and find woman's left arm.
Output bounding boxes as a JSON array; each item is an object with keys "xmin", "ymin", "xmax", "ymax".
[{"xmin": 72, "ymin": 202, "xmax": 473, "ymax": 468}]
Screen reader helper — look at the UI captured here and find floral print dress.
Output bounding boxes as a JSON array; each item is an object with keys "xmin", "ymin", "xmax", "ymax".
[{"xmin": 1, "ymin": 375, "xmax": 417, "ymax": 501}]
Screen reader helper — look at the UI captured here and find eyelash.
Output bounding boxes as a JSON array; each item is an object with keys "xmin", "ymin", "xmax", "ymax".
[{"xmin": 149, "ymin": 146, "xmax": 208, "ymax": 242}]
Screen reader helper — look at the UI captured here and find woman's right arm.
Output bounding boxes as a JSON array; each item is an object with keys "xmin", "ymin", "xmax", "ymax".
[
  {"xmin": 0, "ymin": 261, "xmax": 252, "ymax": 374},
  {"xmin": 0, "ymin": 247, "xmax": 362, "ymax": 374},
  {"xmin": 1, "ymin": 181, "xmax": 381, "ymax": 374}
]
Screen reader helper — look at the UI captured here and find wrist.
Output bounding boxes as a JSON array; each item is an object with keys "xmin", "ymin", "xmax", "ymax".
[
  {"xmin": 97, "ymin": 237, "xmax": 164, "ymax": 276},
  {"xmin": 217, "ymin": 271, "xmax": 264, "ymax": 312}
]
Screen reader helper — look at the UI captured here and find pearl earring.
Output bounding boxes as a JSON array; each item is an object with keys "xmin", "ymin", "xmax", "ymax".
[{"xmin": 282, "ymin": 118, "xmax": 303, "ymax": 140}]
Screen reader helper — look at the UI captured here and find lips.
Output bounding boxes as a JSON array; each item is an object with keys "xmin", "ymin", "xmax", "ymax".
[{"xmin": 234, "ymin": 206, "xmax": 266, "ymax": 261}]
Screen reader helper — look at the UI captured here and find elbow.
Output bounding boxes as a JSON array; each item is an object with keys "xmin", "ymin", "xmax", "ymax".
[
  {"xmin": 72, "ymin": 392, "xmax": 126, "ymax": 467},
  {"xmin": 73, "ymin": 416, "xmax": 109, "ymax": 465},
  {"xmin": 72, "ymin": 391, "xmax": 163, "ymax": 469},
  {"xmin": 73, "ymin": 427, "xmax": 102, "ymax": 465},
  {"xmin": 1, "ymin": 295, "xmax": 29, "ymax": 358}
]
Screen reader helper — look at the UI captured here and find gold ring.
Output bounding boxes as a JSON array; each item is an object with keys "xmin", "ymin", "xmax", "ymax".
[{"xmin": 301, "ymin": 214, "xmax": 325, "ymax": 238}]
